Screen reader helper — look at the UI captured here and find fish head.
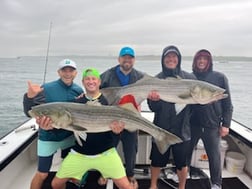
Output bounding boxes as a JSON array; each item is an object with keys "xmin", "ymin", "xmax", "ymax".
[
  {"xmin": 28, "ymin": 104, "xmax": 73, "ymax": 129},
  {"xmin": 190, "ymin": 83, "xmax": 227, "ymax": 104}
]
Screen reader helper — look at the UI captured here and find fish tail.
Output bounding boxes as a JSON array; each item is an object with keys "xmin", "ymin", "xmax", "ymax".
[
  {"xmin": 100, "ymin": 88, "xmax": 120, "ymax": 105},
  {"xmin": 154, "ymin": 131, "xmax": 182, "ymax": 154}
]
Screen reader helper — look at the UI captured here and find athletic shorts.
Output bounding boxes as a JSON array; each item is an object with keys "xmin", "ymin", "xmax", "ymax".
[
  {"xmin": 150, "ymin": 140, "xmax": 190, "ymax": 170},
  {"xmin": 37, "ymin": 135, "xmax": 75, "ymax": 157},
  {"xmin": 37, "ymin": 135, "xmax": 75, "ymax": 172},
  {"xmin": 38, "ymin": 155, "xmax": 54, "ymax": 172},
  {"xmin": 56, "ymin": 148, "xmax": 126, "ymax": 181}
]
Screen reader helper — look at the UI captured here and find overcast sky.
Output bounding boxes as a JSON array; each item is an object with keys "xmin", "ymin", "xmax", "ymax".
[{"xmin": 1, "ymin": 0, "xmax": 252, "ymax": 57}]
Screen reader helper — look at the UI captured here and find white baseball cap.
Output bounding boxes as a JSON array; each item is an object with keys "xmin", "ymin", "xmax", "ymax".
[{"xmin": 58, "ymin": 59, "xmax": 77, "ymax": 70}]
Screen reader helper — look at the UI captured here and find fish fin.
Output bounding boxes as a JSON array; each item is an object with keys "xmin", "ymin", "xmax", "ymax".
[
  {"xmin": 178, "ymin": 93, "xmax": 192, "ymax": 99},
  {"xmin": 134, "ymin": 74, "xmax": 154, "ymax": 84},
  {"xmin": 164, "ymin": 77, "xmax": 179, "ymax": 80},
  {"xmin": 77, "ymin": 131, "xmax": 87, "ymax": 141},
  {"xmin": 175, "ymin": 104, "xmax": 186, "ymax": 115},
  {"xmin": 74, "ymin": 132, "xmax": 83, "ymax": 146},
  {"xmin": 119, "ymin": 103, "xmax": 140, "ymax": 115},
  {"xmin": 154, "ymin": 129, "xmax": 183, "ymax": 154},
  {"xmin": 155, "ymin": 140, "xmax": 170, "ymax": 154},
  {"xmin": 163, "ymin": 76, "xmax": 182, "ymax": 80},
  {"xmin": 70, "ymin": 125, "xmax": 87, "ymax": 131}
]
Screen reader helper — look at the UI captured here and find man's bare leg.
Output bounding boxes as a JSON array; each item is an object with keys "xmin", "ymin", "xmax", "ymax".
[
  {"xmin": 177, "ymin": 166, "xmax": 188, "ymax": 189},
  {"xmin": 51, "ymin": 176, "xmax": 69, "ymax": 189},
  {"xmin": 149, "ymin": 166, "xmax": 161, "ymax": 189},
  {"xmin": 30, "ymin": 172, "xmax": 48, "ymax": 189}
]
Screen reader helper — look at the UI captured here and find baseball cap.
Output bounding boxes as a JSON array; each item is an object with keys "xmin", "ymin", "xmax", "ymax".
[
  {"xmin": 163, "ymin": 48, "xmax": 180, "ymax": 57},
  {"xmin": 119, "ymin": 47, "xmax": 135, "ymax": 57},
  {"xmin": 82, "ymin": 68, "xmax": 100, "ymax": 79},
  {"xmin": 58, "ymin": 59, "xmax": 77, "ymax": 70}
]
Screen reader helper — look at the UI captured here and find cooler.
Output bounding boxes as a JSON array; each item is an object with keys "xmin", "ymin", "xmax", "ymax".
[{"xmin": 191, "ymin": 139, "xmax": 228, "ymax": 169}]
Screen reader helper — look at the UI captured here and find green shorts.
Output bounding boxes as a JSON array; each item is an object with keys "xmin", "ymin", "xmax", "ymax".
[
  {"xmin": 56, "ymin": 147, "xmax": 126, "ymax": 180},
  {"xmin": 37, "ymin": 135, "xmax": 75, "ymax": 157}
]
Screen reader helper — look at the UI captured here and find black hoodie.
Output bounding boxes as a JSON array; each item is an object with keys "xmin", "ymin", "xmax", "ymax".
[
  {"xmin": 191, "ymin": 49, "xmax": 233, "ymax": 128},
  {"xmin": 147, "ymin": 45, "xmax": 196, "ymax": 141}
]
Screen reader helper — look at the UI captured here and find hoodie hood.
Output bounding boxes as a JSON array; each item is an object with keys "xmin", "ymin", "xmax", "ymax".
[
  {"xmin": 192, "ymin": 49, "xmax": 213, "ymax": 76},
  {"xmin": 161, "ymin": 45, "xmax": 181, "ymax": 77}
]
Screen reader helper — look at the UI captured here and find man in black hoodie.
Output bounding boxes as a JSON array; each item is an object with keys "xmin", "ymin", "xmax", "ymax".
[
  {"xmin": 147, "ymin": 45, "xmax": 195, "ymax": 189},
  {"xmin": 188, "ymin": 49, "xmax": 233, "ymax": 189}
]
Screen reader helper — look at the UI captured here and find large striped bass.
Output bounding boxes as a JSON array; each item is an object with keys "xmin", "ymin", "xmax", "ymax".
[
  {"xmin": 28, "ymin": 102, "xmax": 182, "ymax": 154},
  {"xmin": 100, "ymin": 75, "xmax": 227, "ymax": 106}
]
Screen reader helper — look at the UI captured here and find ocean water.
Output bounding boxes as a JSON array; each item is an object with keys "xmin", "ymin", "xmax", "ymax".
[{"xmin": 0, "ymin": 56, "xmax": 251, "ymax": 138}]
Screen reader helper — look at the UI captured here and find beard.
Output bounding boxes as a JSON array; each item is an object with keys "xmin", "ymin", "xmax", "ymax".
[{"xmin": 120, "ymin": 62, "xmax": 133, "ymax": 72}]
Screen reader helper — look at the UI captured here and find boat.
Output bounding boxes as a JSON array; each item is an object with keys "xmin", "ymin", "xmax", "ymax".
[{"xmin": 0, "ymin": 112, "xmax": 251, "ymax": 189}]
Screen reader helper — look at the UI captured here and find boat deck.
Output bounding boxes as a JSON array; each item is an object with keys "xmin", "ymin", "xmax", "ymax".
[
  {"xmin": 4, "ymin": 155, "xmax": 251, "ymax": 189},
  {"xmin": 1, "ymin": 141, "xmax": 251, "ymax": 189}
]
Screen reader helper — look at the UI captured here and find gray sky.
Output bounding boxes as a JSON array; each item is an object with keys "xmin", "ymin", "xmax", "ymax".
[{"xmin": 1, "ymin": 0, "xmax": 252, "ymax": 57}]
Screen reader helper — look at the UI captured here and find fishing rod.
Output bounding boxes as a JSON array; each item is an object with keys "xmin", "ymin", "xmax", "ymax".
[{"xmin": 43, "ymin": 22, "xmax": 52, "ymax": 84}]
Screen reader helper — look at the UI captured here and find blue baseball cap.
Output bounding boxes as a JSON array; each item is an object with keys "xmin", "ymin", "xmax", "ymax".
[{"xmin": 119, "ymin": 47, "xmax": 135, "ymax": 57}]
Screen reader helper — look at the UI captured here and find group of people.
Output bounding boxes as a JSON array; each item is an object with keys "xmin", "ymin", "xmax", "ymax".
[{"xmin": 23, "ymin": 45, "xmax": 233, "ymax": 189}]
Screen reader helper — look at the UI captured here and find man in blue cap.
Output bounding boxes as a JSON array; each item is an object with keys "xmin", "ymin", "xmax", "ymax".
[{"xmin": 100, "ymin": 46, "xmax": 144, "ymax": 188}]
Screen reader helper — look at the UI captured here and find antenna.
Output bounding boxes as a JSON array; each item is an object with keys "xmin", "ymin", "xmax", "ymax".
[{"xmin": 43, "ymin": 22, "xmax": 52, "ymax": 84}]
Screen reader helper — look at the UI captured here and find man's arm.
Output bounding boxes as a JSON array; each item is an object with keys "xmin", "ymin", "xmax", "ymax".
[
  {"xmin": 221, "ymin": 75, "xmax": 233, "ymax": 127},
  {"xmin": 23, "ymin": 81, "xmax": 45, "ymax": 117},
  {"xmin": 220, "ymin": 75, "xmax": 233, "ymax": 137}
]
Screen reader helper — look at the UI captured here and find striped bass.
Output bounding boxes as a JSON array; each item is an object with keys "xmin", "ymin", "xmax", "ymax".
[
  {"xmin": 28, "ymin": 102, "xmax": 182, "ymax": 154},
  {"xmin": 100, "ymin": 75, "xmax": 227, "ymax": 106}
]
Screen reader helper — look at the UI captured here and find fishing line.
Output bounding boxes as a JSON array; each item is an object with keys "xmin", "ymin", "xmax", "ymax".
[{"xmin": 43, "ymin": 22, "xmax": 52, "ymax": 84}]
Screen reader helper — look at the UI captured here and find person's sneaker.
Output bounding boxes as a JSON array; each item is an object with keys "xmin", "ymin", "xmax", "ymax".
[{"xmin": 211, "ymin": 184, "xmax": 221, "ymax": 189}]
